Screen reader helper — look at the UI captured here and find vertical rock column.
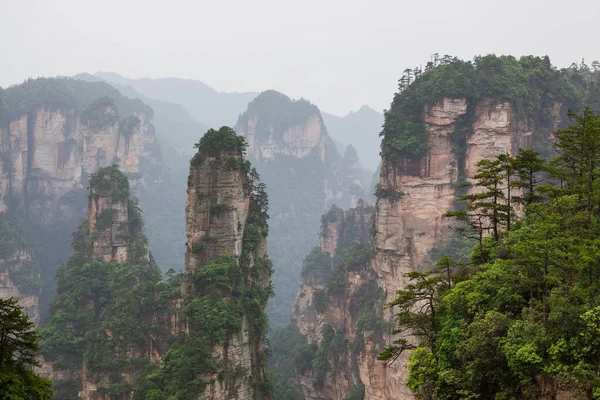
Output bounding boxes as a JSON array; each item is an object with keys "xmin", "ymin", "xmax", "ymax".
[
  {"xmin": 88, "ymin": 167, "xmax": 131, "ymax": 262},
  {"xmin": 184, "ymin": 127, "xmax": 272, "ymax": 400}
]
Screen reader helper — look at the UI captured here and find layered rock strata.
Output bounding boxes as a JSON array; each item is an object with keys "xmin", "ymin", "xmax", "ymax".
[
  {"xmin": 235, "ymin": 90, "xmax": 370, "ymax": 326},
  {"xmin": 0, "ymin": 79, "xmax": 159, "ymax": 319},
  {"xmin": 292, "ymin": 97, "xmax": 557, "ymax": 399},
  {"xmin": 184, "ymin": 128, "xmax": 272, "ymax": 400},
  {"xmin": 292, "ymin": 201, "xmax": 376, "ymax": 400}
]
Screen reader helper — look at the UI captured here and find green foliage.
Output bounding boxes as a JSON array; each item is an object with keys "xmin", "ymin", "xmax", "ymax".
[
  {"xmin": 119, "ymin": 115, "xmax": 141, "ymax": 138},
  {"xmin": 313, "ymin": 289, "xmax": 327, "ymax": 313},
  {"xmin": 387, "ymin": 109, "xmax": 600, "ymax": 399},
  {"xmin": 238, "ymin": 90, "xmax": 320, "ymax": 141},
  {"xmin": 80, "ymin": 96, "xmax": 119, "ymax": 129},
  {"xmin": 446, "ymin": 150, "xmax": 546, "ymax": 259},
  {"xmin": 0, "ymin": 298, "xmax": 54, "ymax": 400},
  {"xmin": 1, "ymin": 77, "xmax": 153, "ymax": 124},
  {"xmin": 210, "ymin": 202, "xmax": 233, "ymax": 214},
  {"xmin": 0, "ymin": 212, "xmax": 41, "ymax": 295},
  {"xmin": 0, "ymin": 212, "xmax": 30, "ymax": 259},
  {"xmin": 301, "ymin": 246, "xmax": 332, "ymax": 281},
  {"xmin": 89, "ymin": 165, "xmax": 130, "ymax": 202},
  {"xmin": 380, "ymin": 55, "xmax": 581, "ymax": 163},
  {"xmin": 185, "ymin": 298, "xmax": 242, "ymax": 342},
  {"xmin": 190, "ymin": 126, "xmax": 247, "ymax": 166},
  {"xmin": 9, "ymin": 261, "xmax": 41, "ymax": 296},
  {"xmin": 350, "ymin": 280, "xmax": 386, "ymax": 332},
  {"xmin": 374, "ymin": 184, "xmax": 404, "ymax": 201},
  {"xmin": 134, "ymin": 335, "xmax": 213, "ymax": 400},
  {"xmin": 94, "ymin": 209, "xmax": 115, "ymax": 230}
]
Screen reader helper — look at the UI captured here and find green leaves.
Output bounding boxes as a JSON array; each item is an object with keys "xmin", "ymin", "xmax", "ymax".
[
  {"xmin": 380, "ymin": 55, "xmax": 580, "ymax": 163},
  {"xmin": 190, "ymin": 126, "xmax": 247, "ymax": 166},
  {"xmin": 0, "ymin": 298, "xmax": 53, "ymax": 400}
]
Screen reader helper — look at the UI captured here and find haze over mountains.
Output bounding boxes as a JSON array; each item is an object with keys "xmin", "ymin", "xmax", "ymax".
[{"xmin": 89, "ymin": 72, "xmax": 384, "ymax": 169}]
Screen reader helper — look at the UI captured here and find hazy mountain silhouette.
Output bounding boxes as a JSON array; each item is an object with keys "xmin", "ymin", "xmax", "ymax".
[
  {"xmin": 75, "ymin": 73, "xmax": 208, "ymax": 156},
  {"xmin": 322, "ymin": 105, "xmax": 383, "ymax": 170},
  {"xmin": 95, "ymin": 72, "xmax": 258, "ymax": 129}
]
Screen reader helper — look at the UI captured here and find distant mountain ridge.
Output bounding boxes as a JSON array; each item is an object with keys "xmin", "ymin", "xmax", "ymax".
[
  {"xmin": 91, "ymin": 72, "xmax": 382, "ymax": 170},
  {"xmin": 75, "ymin": 73, "xmax": 207, "ymax": 156},
  {"xmin": 94, "ymin": 72, "xmax": 259, "ymax": 129},
  {"xmin": 322, "ymin": 105, "xmax": 383, "ymax": 170}
]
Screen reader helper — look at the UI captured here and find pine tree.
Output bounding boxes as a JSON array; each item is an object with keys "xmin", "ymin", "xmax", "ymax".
[
  {"xmin": 549, "ymin": 107, "xmax": 600, "ymax": 227},
  {"xmin": 0, "ymin": 297, "xmax": 53, "ymax": 399},
  {"xmin": 512, "ymin": 148, "xmax": 546, "ymax": 206}
]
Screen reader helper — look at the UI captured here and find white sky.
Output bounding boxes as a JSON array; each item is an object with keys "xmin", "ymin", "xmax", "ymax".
[{"xmin": 1, "ymin": 0, "xmax": 598, "ymax": 115}]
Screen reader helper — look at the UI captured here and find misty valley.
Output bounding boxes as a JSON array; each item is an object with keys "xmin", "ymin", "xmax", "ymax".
[{"xmin": 3, "ymin": 54, "xmax": 600, "ymax": 400}]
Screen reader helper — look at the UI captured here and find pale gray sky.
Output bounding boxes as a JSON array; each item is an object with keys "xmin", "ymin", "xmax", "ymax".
[{"xmin": 1, "ymin": 0, "xmax": 598, "ymax": 115}]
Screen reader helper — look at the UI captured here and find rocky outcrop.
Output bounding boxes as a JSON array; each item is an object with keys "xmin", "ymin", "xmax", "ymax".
[
  {"xmin": 184, "ymin": 153, "xmax": 249, "ymax": 280},
  {"xmin": 0, "ymin": 249, "xmax": 39, "ymax": 323},
  {"xmin": 88, "ymin": 170, "xmax": 135, "ymax": 263},
  {"xmin": 364, "ymin": 97, "xmax": 555, "ymax": 399},
  {"xmin": 0, "ymin": 78, "xmax": 160, "ymax": 320},
  {"xmin": 183, "ymin": 127, "xmax": 272, "ymax": 400},
  {"xmin": 62, "ymin": 167, "xmax": 154, "ymax": 400},
  {"xmin": 292, "ymin": 201, "xmax": 376, "ymax": 400},
  {"xmin": 235, "ymin": 90, "xmax": 370, "ymax": 326},
  {"xmin": 1, "ymin": 106, "xmax": 153, "ymax": 218},
  {"xmin": 244, "ymin": 114, "xmax": 327, "ymax": 162},
  {"xmin": 290, "ymin": 96, "xmax": 557, "ymax": 399}
]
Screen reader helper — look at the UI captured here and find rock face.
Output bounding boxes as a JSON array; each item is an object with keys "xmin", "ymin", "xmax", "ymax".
[
  {"xmin": 290, "ymin": 96, "xmax": 556, "ymax": 399},
  {"xmin": 184, "ymin": 154, "xmax": 249, "ymax": 281},
  {"xmin": 0, "ymin": 106, "xmax": 153, "ymax": 217},
  {"xmin": 183, "ymin": 128, "xmax": 272, "ymax": 400},
  {"xmin": 0, "ymin": 249, "xmax": 39, "ymax": 323},
  {"xmin": 0, "ymin": 78, "xmax": 159, "ymax": 318},
  {"xmin": 235, "ymin": 90, "xmax": 371, "ymax": 326},
  {"xmin": 89, "ymin": 172, "xmax": 135, "ymax": 263},
  {"xmin": 244, "ymin": 114, "xmax": 327, "ymax": 162},
  {"xmin": 40, "ymin": 166, "xmax": 157, "ymax": 400},
  {"xmin": 366, "ymin": 98, "xmax": 550, "ymax": 399},
  {"xmin": 292, "ymin": 201, "xmax": 377, "ymax": 400}
]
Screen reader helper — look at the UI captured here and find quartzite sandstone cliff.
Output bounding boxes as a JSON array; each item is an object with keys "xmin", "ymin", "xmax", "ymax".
[
  {"xmin": 292, "ymin": 96, "xmax": 561, "ymax": 399},
  {"xmin": 0, "ymin": 79, "xmax": 159, "ymax": 320},
  {"xmin": 183, "ymin": 128, "xmax": 272, "ymax": 400},
  {"xmin": 234, "ymin": 90, "xmax": 371, "ymax": 326}
]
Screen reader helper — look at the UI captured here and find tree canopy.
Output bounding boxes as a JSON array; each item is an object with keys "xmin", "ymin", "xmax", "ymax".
[
  {"xmin": 0, "ymin": 297, "xmax": 53, "ymax": 400},
  {"xmin": 380, "ymin": 55, "xmax": 598, "ymax": 162}
]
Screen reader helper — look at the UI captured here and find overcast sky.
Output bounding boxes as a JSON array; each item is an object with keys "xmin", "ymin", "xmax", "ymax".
[{"xmin": 1, "ymin": 0, "xmax": 598, "ymax": 115}]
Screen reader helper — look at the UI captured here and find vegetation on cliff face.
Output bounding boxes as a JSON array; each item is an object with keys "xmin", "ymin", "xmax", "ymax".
[
  {"xmin": 135, "ymin": 128, "xmax": 273, "ymax": 400},
  {"xmin": 380, "ymin": 55, "xmax": 599, "ymax": 163},
  {"xmin": 271, "ymin": 204, "xmax": 379, "ymax": 399},
  {"xmin": 0, "ymin": 297, "xmax": 53, "ymax": 399},
  {"xmin": 0, "ymin": 212, "xmax": 41, "ymax": 296},
  {"xmin": 89, "ymin": 164, "xmax": 130, "ymax": 201},
  {"xmin": 382, "ymin": 108, "xmax": 600, "ymax": 399},
  {"xmin": 0, "ymin": 77, "xmax": 153, "ymax": 124},
  {"xmin": 238, "ymin": 90, "xmax": 321, "ymax": 141},
  {"xmin": 235, "ymin": 90, "xmax": 371, "ymax": 327},
  {"xmin": 40, "ymin": 167, "xmax": 166, "ymax": 400},
  {"xmin": 0, "ymin": 77, "xmax": 173, "ymax": 319}
]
